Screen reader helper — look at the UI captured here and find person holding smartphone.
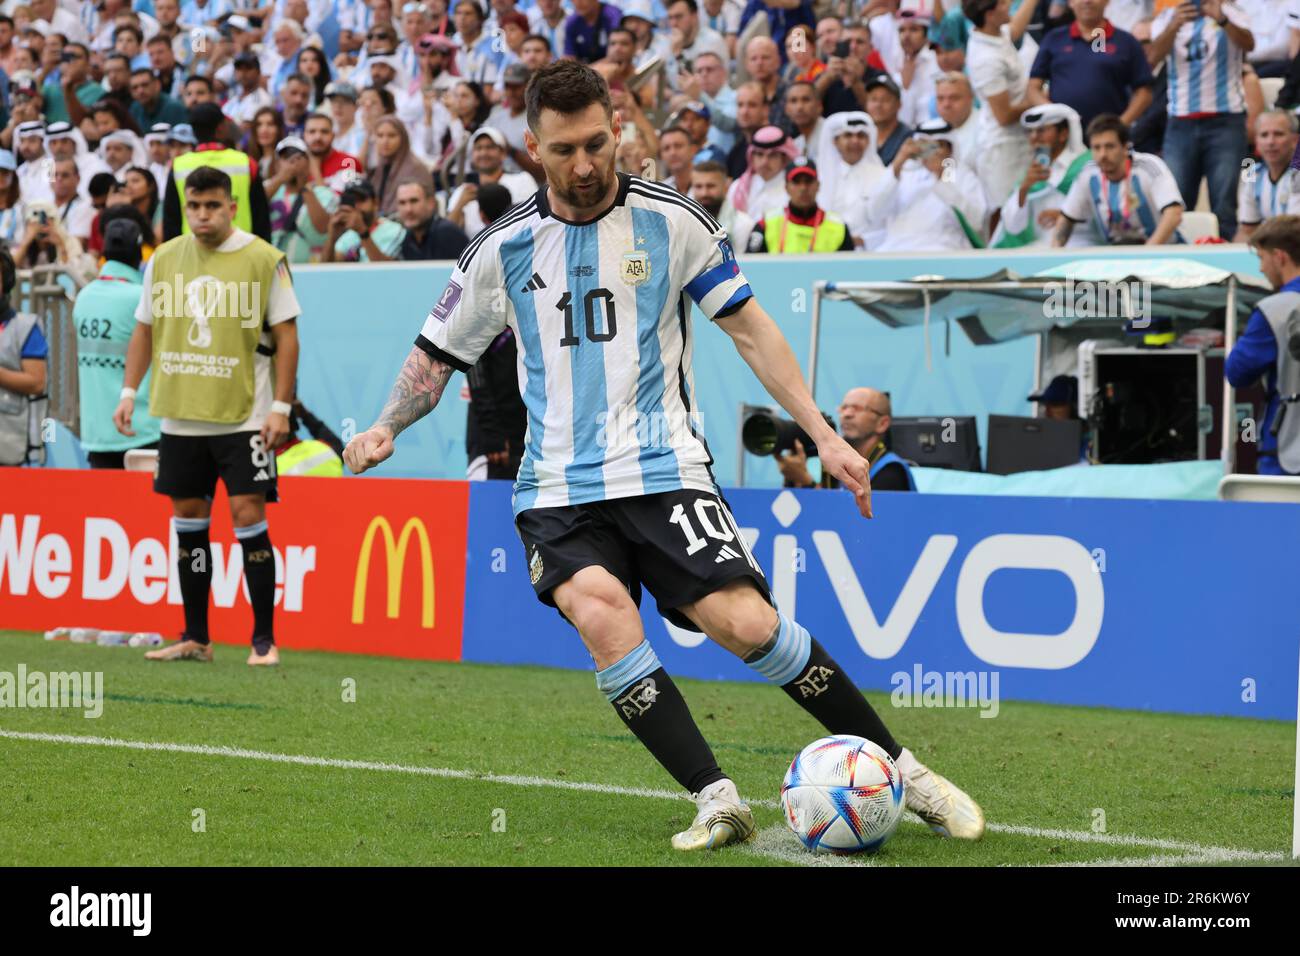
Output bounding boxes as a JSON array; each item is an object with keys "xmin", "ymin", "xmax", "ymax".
[
  {"xmin": 866, "ymin": 118, "xmax": 990, "ymax": 251},
  {"xmin": 992, "ymin": 103, "xmax": 1094, "ymax": 248},
  {"xmin": 1148, "ymin": 0, "xmax": 1255, "ymax": 238}
]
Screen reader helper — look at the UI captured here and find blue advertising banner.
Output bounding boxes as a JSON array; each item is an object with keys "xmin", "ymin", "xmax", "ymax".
[{"xmin": 463, "ymin": 480, "xmax": 1300, "ymax": 721}]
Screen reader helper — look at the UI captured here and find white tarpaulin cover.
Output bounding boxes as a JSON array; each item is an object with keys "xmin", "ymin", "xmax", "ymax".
[{"xmin": 822, "ymin": 259, "xmax": 1271, "ymax": 345}]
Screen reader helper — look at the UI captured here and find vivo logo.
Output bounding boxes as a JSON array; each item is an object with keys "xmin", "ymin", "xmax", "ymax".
[{"xmin": 663, "ymin": 492, "xmax": 1104, "ymax": 670}]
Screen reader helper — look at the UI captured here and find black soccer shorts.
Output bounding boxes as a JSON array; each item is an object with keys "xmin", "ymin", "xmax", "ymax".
[
  {"xmin": 154, "ymin": 431, "xmax": 279, "ymax": 502},
  {"xmin": 514, "ymin": 488, "xmax": 773, "ymax": 631}
]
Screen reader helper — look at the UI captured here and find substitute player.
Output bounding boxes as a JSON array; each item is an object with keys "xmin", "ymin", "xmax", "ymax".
[
  {"xmin": 344, "ymin": 60, "xmax": 984, "ymax": 850},
  {"xmin": 114, "ymin": 166, "xmax": 301, "ymax": 666}
]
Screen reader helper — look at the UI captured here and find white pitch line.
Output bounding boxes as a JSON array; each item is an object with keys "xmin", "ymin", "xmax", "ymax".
[
  {"xmin": 0, "ymin": 728, "xmax": 1285, "ymax": 864},
  {"xmin": 742, "ymin": 825, "xmax": 879, "ymax": 867},
  {"xmin": 0, "ymin": 728, "xmax": 693, "ymax": 803},
  {"xmin": 985, "ymin": 822, "xmax": 1285, "ymax": 862},
  {"xmin": 1045, "ymin": 850, "xmax": 1259, "ymax": 868}
]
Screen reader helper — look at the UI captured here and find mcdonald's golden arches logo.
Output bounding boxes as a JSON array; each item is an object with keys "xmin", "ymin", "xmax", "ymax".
[{"xmin": 352, "ymin": 516, "xmax": 435, "ymax": 629}]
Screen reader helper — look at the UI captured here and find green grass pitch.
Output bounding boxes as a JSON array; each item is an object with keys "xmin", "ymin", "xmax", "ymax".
[{"xmin": 0, "ymin": 631, "xmax": 1294, "ymax": 867}]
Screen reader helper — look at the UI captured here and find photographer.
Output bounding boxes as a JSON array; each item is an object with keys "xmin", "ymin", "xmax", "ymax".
[
  {"xmin": 322, "ymin": 178, "xmax": 405, "ymax": 263},
  {"xmin": 265, "ymin": 135, "xmax": 336, "ymax": 263},
  {"xmin": 1228, "ymin": 215, "xmax": 1300, "ymax": 476},
  {"xmin": 13, "ymin": 198, "xmax": 97, "ymax": 282},
  {"xmin": 775, "ymin": 387, "xmax": 916, "ymax": 492},
  {"xmin": 991, "ymin": 104, "xmax": 1090, "ymax": 249},
  {"xmin": 865, "ymin": 118, "xmax": 988, "ymax": 252},
  {"xmin": 0, "ymin": 245, "xmax": 47, "ymax": 466}
]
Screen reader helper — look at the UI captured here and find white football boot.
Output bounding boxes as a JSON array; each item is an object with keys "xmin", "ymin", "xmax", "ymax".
[
  {"xmin": 671, "ymin": 778, "xmax": 756, "ymax": 851},
  {"xmin": 895, "ymin": 748, "xmax": 986, "ymax": 840}
]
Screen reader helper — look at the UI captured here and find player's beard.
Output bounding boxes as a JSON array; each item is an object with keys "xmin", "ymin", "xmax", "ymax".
[{"xmin": 557, "ymin": 163, "xmax": 616, "ymax": 213}]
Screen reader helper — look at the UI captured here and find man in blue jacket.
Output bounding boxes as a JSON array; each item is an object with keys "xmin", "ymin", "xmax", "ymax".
[{"xmin": 1229, "ymin": 215, "xmax": 1300, "ymax": 476}]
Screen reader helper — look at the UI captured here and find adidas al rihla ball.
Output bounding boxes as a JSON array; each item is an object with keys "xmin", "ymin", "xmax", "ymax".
[{"xmin": 781, "ymin": 735, "xmax": 905, "ymax": 854}]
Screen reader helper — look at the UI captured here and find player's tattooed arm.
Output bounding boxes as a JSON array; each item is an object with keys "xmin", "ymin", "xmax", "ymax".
[
  {"xmin": 345, "ymin": 346, "xmax": 455, "ymax": 474},
  {"xmin": 375, "ymin": 346, "xmax": 454, "ymax": 438}
]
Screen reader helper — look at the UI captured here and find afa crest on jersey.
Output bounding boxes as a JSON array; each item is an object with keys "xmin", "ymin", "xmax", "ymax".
[{"xmin": 620, "ymin": 252, "xmax": 650, "ymax": 286}]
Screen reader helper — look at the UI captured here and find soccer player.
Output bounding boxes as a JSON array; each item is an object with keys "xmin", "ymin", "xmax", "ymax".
[
  {"xmin": 344, "ymin": 60, "xmax": 984, "ymax": 850},
  {"xmin": 114, "ymin": 166, "xmax": 301, "ymax": 666}
]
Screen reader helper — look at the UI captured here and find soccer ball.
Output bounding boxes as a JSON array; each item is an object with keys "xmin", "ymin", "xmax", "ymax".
[{"xmin": 780, "ymin": 735, "xmax": 905, "ymax": 854}]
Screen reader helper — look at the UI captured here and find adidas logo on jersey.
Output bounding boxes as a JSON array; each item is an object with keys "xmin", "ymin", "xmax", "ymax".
[
  {"xmin": 254, "ymin": 469, "xmax": 270, "ymax": 481},
  {"xmin": 520, "ymin": 272, "xmax": 547, "ymax": 294},
  {"xmin": 714, "ymin": 544, "xmax": 742, "ymax": 563}
]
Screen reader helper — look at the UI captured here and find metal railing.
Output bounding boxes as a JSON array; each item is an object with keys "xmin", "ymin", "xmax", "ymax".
[{"xmin": 17, "ymin": 264, "xmax": 88, "ymax": 439}]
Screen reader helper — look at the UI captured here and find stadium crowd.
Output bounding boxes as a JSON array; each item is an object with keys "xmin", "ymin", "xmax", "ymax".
[{"xmin": 0, "ymin": 0, "xmax": 1296, "ymax": 263}]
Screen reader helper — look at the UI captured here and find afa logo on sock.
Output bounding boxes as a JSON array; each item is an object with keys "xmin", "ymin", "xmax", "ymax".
[{"xmin": 616, "ymin": 677, "xmax": 660, "ymax": 719}]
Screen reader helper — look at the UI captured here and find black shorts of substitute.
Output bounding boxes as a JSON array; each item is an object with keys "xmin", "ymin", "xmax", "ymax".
[
  {"xmin": 153, "ymin": 431, "xmax": 279, "ymax": 502},
  {"xmin": 515, "ymin": 489, "xmax": 773, "ymax": 631}
]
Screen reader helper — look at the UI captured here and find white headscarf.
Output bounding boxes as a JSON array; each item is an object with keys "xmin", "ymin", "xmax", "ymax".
[
  {"xmin": 99, "ymin": 130, "xmax": 149, "ymax": 177},
  {"xmin": 817, "ymin": 112, "xmax": 886, "ymax": 239},
  {"xmin": 1020, "ymin": 102, "xmax": 1084, "ymax": 157}
]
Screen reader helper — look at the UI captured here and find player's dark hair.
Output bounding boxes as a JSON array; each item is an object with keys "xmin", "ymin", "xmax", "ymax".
[
  {"xmin": 184, "ymin": 165, "xmax": 233, "ymax": 198},
  {"xmin": 608, "ymin": 27, "xmax": 635, "ymax": 45},
  {"xmin": 659, "ymin": 125, "xmax": 691, "ymax": 142},
  {"xmin": 961, "ymin": 0, "xmax": 999, "ymax": 28},
  {"xmin": 146, "ymin": 33, "xmax": 172, "ymax": 47},
  {"xmin": 115, "ymin": 24, "xmax": 144, "ymax": 44},
  {"xmin": 130, "ymin": 66, "xmax": 157, "ymax": 80},
  {"xmin": 1249, "ymin": 215, "xmax": 1300, "ymax": 265},
  {"xmin": 525, "ymin": 59, "xmax": 612, "ymax": 132},
  {"xmin": 1085, "ymin": 113, "xmax": 1130, "ymax": 147},
  {"xmin": 669, "ymin": 0, "xmax": 699, "ymax": 12},
  {"xmin": 185, "ymin": 74, "xmax": 214, "ymax": 92}
]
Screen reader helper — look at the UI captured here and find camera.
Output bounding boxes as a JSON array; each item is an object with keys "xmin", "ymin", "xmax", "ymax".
[{"xmin": 742, "ymin": 409, "xmax": 834, "ymax": 458}]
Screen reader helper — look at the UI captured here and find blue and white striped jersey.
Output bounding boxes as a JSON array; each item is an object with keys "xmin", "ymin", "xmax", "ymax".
[
  {"xmin": 1237, "ymin": 163, "xmax": 1300, "ymax": 225},
  {"xmin": 1059, "ymin": 152, "xmax": 1185, "ymax": 243},
  {"xmin": 1151, "ymin": 4, "xmax": 1252, "ymax": 117},
  {"xmin": 418, "ymin": 174, "xmax": 752, "ymax": 516}
]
